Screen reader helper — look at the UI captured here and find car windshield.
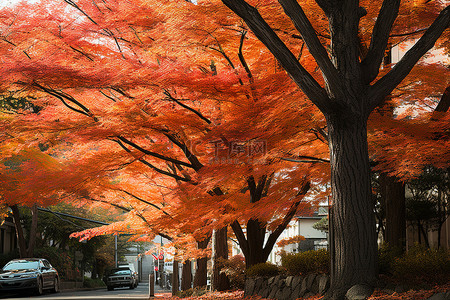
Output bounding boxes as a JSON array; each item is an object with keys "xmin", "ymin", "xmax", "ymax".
[
  {"xmin": 110, "ymin": 269, "xmax": 131, "ymax": 275},
  {"xmin": 3, "ymin": 261, "xmax": 39, "ymax": 271}
]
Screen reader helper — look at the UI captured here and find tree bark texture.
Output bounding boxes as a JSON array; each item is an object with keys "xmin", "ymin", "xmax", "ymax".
[
  {"xmin": 212, "ymin": 227, "xmax": 230, "ymax": 291},
  {"xmin": 327, "ymin": 116, "xmax": 377, "ymax": 299},
  {"xmin": 218, "ymin": 0, "xmax": 449, "ymax": 297},
  {"xmin": 27, "ymin": 204, "xmax": 38, "ymax": 257},
  {"xmin": 193, "ymin": 237, "xmax": 210, "ymax": 288},
  {"xmin": 231, "ymin": 219, "xmax": 270, "ymax": 269},
  {"xmin": 172, "ymin": 260, "xmax": 179, "ymax": 295},
  {"xmin": 380, "ymin": 174, "xmax": 406, "ymax": 251},
  {"xmin": 181, "ymin": 260, "xmax": 192, "ymax": 291},
  {"xmin": 10, "ymin": 205, "xmax": 27, "ymax": 258}
]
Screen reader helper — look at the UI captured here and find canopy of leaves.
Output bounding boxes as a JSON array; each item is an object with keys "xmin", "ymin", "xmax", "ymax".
[{"xmin": 0, "ymin": 0, "xmax": 448, "ymax": 259}]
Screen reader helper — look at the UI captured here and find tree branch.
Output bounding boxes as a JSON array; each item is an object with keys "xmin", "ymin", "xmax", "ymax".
[
  {"xmin": 278, "ymin": 0, "xmax": 343, "ymax": 97},
  {"xmin": 368, "ymin": 5, "xmax": 450, "ymax": 111},
  {"xmin": 263, "ymin": 180, "xmax": 310, "ymax": 257},
  {"xmin": 281, "ymin": 156, "xmax": 330, "ymax": 163},
  {"xmin": 33, "ymin": 82, "xmax": 94, "ymax": 119},
  {"xmin": 64, "ymin": 0, "xmax": 98, "ymax": 25},
  {"xmin": 163, "ymin": 90, "xmax": 211, "ymax": 124},
  {"xmin": 120, "ymin": 190, "xmax": 172, "ymax": 218},
  {"xmin": 162, "ymin": 132, "xmax": 204, "ymax": 171},
  {"xmin": 220, "ymin": 0, "xmax": 331, "ymax": 113},
  {"xmin": 230, "ymin": 220, "xmax": 249, "ymax": 258},
  {"xmin": 88, "ymin": 197, "xmax": 133, "ymax": 212},
  {"xmin": 117, "ymin": 136, "xmax": 194, "ymax": 169},
  {"xmin": 69, "ymin": 46, "xmax": 94, "ymax": 61},
  {"xmin": 112, "ymin": 138, "xmax": 192, "ymax": 182},
  {"xmin": 361, "ymin": 0, "xmax": 400, "ymax": 84},
  {"xmin": 247, "ymin": 175, "xmax": 256, "ymax": 200},
  {"xmin": 253, "ymin": 175, "xmax": 267, "ymax": 203},
  {"xmin": 132, "ymin": 210, "xmax": 173, "ymax": 241},
  {"xmin": 99, "ymin": 90, "xmax": 117, "ymax": 102},
  {"xmin": 434, "ymin": 85, "xmax": 450, "ymax": 113},
  {"xmin": 237, "ymin": 31, "xmax": 254, "ymax": 83}
]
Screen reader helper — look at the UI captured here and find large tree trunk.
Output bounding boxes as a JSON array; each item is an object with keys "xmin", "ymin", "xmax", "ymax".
[
  {"xmin": 230, "ymin": 219, "xmax": 270, "ymax": 269},
  {"xmin": 193, "ymin": 236, "xmax": 210, "ymax": 288},
  {"xmin": 327, "ymin": 116, "xmax": 377, "ymax": 299},
  {"xmin": 10, "ymin": 205, "xmax": 27, "ymax": 258},
  {"xmin": 418, "ymin": 221, "xmax": 430, "ymax": 248},
  {"xmin": 244, "ymin": 219, "xmax": 266, "ymax": 268},
  {"xmin": 380, "ymin": 174, "xmax": 406, "ymax": 252},
  {"xmin": 181, "ymin": 260, "xmax": 192, "ymax": 291},
  {"xmin": 212, "ymin": 227, "xmax": 230, "ymax": 291},
  {"xmin": 172, "ymin": 260, "xmax": 179, "ymax": 295},
  {"xmin": 27, "ymin": 204, "xmax": 38, "ymax": 257}
]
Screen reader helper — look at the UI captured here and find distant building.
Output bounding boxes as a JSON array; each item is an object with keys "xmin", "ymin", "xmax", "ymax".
[
  {"xmin": 0, "ymin": 216, "xmax": 17, "ymax": 256},
  {"xmin": 267, "ymin": 206, "xmax": 328, "ymax": 265},
  {"xmin": 231, "ymin": 206, "xmax": 328, "ymax": 265}
]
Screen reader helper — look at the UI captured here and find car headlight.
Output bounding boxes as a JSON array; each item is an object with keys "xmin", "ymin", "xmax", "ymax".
[{"xmin": 20, "ymin": 274, "xmax": 37, "ymax": 278}]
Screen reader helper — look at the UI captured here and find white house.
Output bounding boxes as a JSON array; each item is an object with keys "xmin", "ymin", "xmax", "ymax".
[{"xmin": 231, "ymin": 206, "xmax": 328, "ymax": 266}]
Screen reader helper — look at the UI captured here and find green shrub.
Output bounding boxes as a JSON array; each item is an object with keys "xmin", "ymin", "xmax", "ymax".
[
  {"xmin": 245, "ymin": 262, "xmax": 280, "ymax": 277},
  {"xmin": 83, "ymin": 276, "xmax": 106, "ymax": 288},
  {"xmin": 34, "ymin": 247, "xmax": 74, "ymax": 280},
  {"xmin": 391, "ymin": 244, "xmax": 450, "ymax": 285},
  {"xmin": 0, "ymin": 249, "xmax": 20, "ymax": 268},
  {"xmin": 281, "ymin": 249, "xmax": 329, "ymax": 275},
  {"xmin": 378, "ymin": 243, "xmax": 403, "ymax": 275}
]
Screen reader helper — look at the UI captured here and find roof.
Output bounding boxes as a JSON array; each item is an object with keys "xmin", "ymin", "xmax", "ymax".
[{"xmin": 295, "ymin": 210, "xmax": 325, "ymax": 219}]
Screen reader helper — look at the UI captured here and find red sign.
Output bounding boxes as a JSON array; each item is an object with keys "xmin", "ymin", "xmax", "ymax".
[
  {"xmin": 154, "ymin": 266, "xmax": 158, "ymax": 271},
  {"xmin": 152, "ymin": 250, "xmax": 164, "ymax": 260}
]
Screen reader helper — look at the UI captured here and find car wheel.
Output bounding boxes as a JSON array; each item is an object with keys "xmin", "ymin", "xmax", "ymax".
[
  {"xmin": 35, "ymin": 278, "xmax": 43, "ymax": 295},
  {"xmin": 129, "ymin": 282, "xmax": 135, "ymax": 289},
  {"xmin": 52, "ymin": 277, "xmax": 60, "ymax": 293},
  {"xmin": 107, "ymin": 285, "xmax": 113, "ymax": 291}
]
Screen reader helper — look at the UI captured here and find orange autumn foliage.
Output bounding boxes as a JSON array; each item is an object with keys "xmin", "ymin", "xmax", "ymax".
[
  {"xmin": 0, "ymin": 0, "xmax": 448, "ymax": 267},
  {"xmin": 276, "ymin": 235, "xmax": 306, "ymax": 248}
]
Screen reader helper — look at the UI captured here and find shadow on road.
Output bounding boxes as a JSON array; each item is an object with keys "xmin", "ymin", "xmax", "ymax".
[{"xmin": 0, "ymin": 283, "xmax": 173, "ymax": 299}]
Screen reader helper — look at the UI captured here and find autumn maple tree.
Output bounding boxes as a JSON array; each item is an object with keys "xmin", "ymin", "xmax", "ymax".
[
  {"xmin": 1, "ymin": 0, "xmax": 449, "ymax": 298},
  {"xmin": 0, "ymin": 0, "xmax": 329, "ymax": 291},
  {"xmin": 215, "ymin": 0, "xmax": 449, "ymax": 297}
]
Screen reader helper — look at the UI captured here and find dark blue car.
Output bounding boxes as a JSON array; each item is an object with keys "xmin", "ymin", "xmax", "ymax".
[{"xmin": 0, "ymin": 258, "xmax": 59, "ymax": 295}]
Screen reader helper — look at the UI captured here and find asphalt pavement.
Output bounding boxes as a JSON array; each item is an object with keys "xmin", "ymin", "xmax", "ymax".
[{"xmin": 0, "ymin": 282, "xmax": 172, "ymax": 300}]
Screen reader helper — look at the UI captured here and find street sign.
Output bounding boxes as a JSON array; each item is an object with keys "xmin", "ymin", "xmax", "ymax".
[
  {"xmin": 154, "ymin": 266, "xmax": 158, "ymax": 271},
  {"xmin": 151, "ymin": 249, "xmax": 164, "ymax": 260}
]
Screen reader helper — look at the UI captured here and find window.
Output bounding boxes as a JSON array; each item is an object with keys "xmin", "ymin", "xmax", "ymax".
[{"xmin": 43, "ymin": 260, "xmax": 51, "ymax": 268}]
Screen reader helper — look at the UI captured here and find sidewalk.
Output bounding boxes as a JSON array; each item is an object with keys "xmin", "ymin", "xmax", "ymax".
[{"xmin": 140, "ymin": 282, "xmax": 172, "ymax": 298}]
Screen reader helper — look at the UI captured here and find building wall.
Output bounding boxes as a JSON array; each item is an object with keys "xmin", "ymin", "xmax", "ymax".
[
  {"xmin": 406, "ymin": 216, "xmax": 450, "ymax": 249},
  {"xmin": 298, "ymin": 218, "xmax": 326, "ymax": 239},
  {"xmin": 267, "ymin": 217, "xmax": 327, "ymax": 265},
  {"xmin": 124, "ymin": 243, "xmax": 156, "ymax": 282},
  {"xmin": 0, "ymin": 218, "xmax": 17, "ymax": 256}
]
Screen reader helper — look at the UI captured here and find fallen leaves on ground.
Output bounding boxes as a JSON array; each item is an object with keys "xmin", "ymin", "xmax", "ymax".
[{"xmin": 154, "ymin": 283, "xmax": 449, "ymax": 300}]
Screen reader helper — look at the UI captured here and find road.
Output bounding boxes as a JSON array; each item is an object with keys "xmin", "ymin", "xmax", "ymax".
[{"xmin": 0, "ymin": 283, "xmax": 172, "ymax": 300}]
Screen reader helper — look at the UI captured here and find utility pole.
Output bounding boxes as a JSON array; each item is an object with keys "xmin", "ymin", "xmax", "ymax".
[{"xmin": 115, "ymin": 235, "xmax": 118, "ymax": 268}]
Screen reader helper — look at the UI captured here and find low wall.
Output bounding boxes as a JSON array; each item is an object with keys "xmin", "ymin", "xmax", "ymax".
[
  {"xmin": 244, "ymin": 274, "xmax": 329, "ymax": 300},
  {"xmin": 60, "ymin": 281, "xmax": 84, "ymax": 290}
]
